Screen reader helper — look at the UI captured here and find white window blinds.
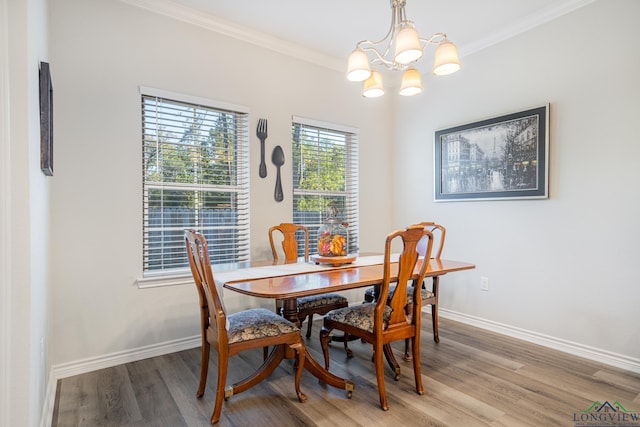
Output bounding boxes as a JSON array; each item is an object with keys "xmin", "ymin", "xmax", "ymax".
[
  {"xmin": 291, "ymin": 117, "xmax": 359, "ymax": 255},
  {"xmin": 141, "ymin": 89, "xmax": 250, "ymax": 276}
]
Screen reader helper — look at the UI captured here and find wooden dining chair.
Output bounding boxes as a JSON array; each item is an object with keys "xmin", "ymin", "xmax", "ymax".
[
  {"xmin": 320, "ymin": 224, "xmax": 434, "ymax": 411},
  {"xmin": 269, "ymin": 223, "xmax": 348, "ymax": 338},
  {"xmin": 185, "ymin": 229, "xmax": 306, "ymax": 424},
  {"xmin": 363, "ymin": 221, "xmax": 446, "ymax": 358}
]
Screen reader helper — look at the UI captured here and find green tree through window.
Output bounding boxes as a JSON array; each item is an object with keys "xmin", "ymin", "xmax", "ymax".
[{"xmin": 142, "ymin": 91, "xmax": 249, "ymax": 275}]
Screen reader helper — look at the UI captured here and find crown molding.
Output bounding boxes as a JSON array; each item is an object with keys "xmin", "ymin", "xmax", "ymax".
[
  {"xmin": 121, "ymin": 0, "xmax": 595, "ymax": 73},
  {"xmin": 120, "ymin": 0, "xmax": 345, "ymax": 72},
  {"xmin": 458, "ymin": 0, "xmax": 596, "ymax": 57}
]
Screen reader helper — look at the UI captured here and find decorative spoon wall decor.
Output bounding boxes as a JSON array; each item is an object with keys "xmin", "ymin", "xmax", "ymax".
[{"xmin": 272, "ymin": 145, "xmax": 285, "ymax": 202}]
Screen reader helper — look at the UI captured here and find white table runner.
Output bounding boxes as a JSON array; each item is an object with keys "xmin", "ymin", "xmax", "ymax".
[{"xmin": 214, "ymin": 254, "xmax": 400, "ymax": 286}]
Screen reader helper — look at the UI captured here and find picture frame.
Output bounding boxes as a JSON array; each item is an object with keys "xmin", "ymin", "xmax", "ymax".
[
  {"xmin": 39, "ymin": 61, "xmax": 53, "ymax": 176},
  {"xmin": 434, "ymin": 104, "xmax": 549, "ymax": 201}
]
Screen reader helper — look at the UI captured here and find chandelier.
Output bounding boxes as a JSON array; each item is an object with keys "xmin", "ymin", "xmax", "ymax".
[{"xmin": 346, "ymin": 0, "xmax": 461, "ymax": 97}]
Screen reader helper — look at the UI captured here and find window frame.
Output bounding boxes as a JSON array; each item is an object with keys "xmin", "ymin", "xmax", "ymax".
[{"xmin": 138, "ymin": 87, "xmax": 250, "ymax": 287}]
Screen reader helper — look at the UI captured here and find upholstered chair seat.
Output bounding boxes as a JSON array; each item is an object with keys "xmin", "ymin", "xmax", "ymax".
[
  {"xmin": 324, "ymin": 303, "xmax": 392, "ymax": 333},
  {"xmin": 227, "ymin": 308, "xmax": 301, "ymax": 344},
  {"xmin": 297, "ymin": 293, "xmax": 348, "ymax": 311}
]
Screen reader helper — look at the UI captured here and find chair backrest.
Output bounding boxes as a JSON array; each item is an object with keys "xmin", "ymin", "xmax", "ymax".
[
  {"xmin": 415, "ymin": 221, "xmax": 446, "ymax": 259},
  {"xmin": 269, "ymin": 223, "xmax": 309, "ymax": 263},
  {"xmin": 376, "ymin": 224, "xmax": 434, "ymax": 332},
  {"xmin": 185, "ymin": 229, "xmax": 228, "ymax": 338}
]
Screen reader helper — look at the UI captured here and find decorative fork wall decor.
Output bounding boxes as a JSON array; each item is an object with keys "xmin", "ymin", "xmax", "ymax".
[{"xmin": 256, "ymin": 118, "xmax": 268, "ymax": 178}]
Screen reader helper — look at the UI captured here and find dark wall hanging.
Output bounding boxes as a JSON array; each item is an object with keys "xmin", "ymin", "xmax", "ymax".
[
  {"xmin": 39, "ymin": 61, "xmax": 53, "ymax": 176},
  {"xmin": 272, "ymin": 145, "xmax": 284, "ymax": 202},
  {"xmin": 434, "ymin": 104, "xmax": 549, "ymax": 201},
  {"xmin": 256, "ymin": 118, "xmax": 268, "ymax": 178}
]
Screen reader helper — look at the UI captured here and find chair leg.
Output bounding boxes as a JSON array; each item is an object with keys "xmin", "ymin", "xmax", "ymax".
[
  {"xmin": 405, "ymin": 299, "xmax": 440, "ymax": 359},
  {"xmin": 319, "ymin": 326, "xmax": 332, "ymax": 370},
  {"xmin": 432, "ymin": 277, "xmax": 440, "ymax": 343},
  {"xmin": 342, "ymin": 333, "xmax": 353, "ymax": 358},
  {"xmin": 403, "ymin": 339, "xmax": 411, "ymax": 362},
  {"xmin": 211, "ymin": 352, "xmax": 229, "ymax": 424},
  {"xmin": 373, "ymin": 342, "xmax": 389, "ymax": 411},
  {"xmin": 382, "ymin": 344, "xmax": 400, "ymax": 380},
  {"xmin": 432, "ymin": 303, "xmax": 440, "ymax": 343},
  {"xmin": 290, "ymin": 342, "xmax": 307, "ymax": 403},
  {"xmin": 197, "ymin": 339, "xmax": 210, "ymax": 398},
  {"xmin": 305, "ymin": 313, "xmax": 314, "ymax": 338},
  {"xmin": 411, "ymin": 335, "xmax": 424, "ymax": 395},
  {"xmin": 403, "ymin": 303, "xmax": 413, "ymax": 361},
  {"xmin": 326, "ymin": 332, "xmax": 356, "ymax": 357}
]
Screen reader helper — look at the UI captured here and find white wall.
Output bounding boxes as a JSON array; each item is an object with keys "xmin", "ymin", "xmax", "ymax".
[
  {"xmin": 0, "ymin": 1, "xmax": 11, "ymax": 423},
  {"xmin": 4, "ymin": 0, "xmax": 53, "ymax": 426},
  {"xmin": 49, "ymin": 0, "xmax": 393, "ymax": 366},
  {"xmin": 48, "ymin": 0, "xmax": 640, "ymax": 379},
  {"xmin": 392, "ymin": 0, "xmax": 640, "ymax": 362}
]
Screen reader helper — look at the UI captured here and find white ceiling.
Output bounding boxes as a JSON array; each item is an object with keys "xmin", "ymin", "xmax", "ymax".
[{"xmin": 125, "ymin": 0, "xmax": 594, "ymax": 73}]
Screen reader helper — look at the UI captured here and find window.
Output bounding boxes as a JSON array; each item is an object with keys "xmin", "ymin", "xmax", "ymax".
[
  {"xmin": 141, "ymin": 87, "xmax": 249, "ymax": 277},
  {"xmin": 292, "ymin": 117, "xmax": 359, "ymax": 255}
]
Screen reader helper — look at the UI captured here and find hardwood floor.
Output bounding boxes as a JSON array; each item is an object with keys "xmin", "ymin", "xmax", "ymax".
[{"xmin": 51, "ymin": 317, "xmax": 640, "ymax": 426}]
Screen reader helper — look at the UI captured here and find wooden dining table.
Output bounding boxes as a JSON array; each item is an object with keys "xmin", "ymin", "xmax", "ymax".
[{"xmin": 214, "ymin": 255, "xmax": 475, "ymax": 396}]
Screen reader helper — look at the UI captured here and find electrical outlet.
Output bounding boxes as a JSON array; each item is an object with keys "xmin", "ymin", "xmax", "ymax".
[{"xmin": 480, "ymin": 277, "xmax": 489, "ymax": 291}]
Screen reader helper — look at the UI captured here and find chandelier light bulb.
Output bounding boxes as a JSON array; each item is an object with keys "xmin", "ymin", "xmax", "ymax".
[
  {"xmin": 394, "ymin": 24, "xmax": 423, "ymax": 65},
  {"xmin": 432, "ymin": 40, "xmax": 461, "ymax": 76},
  {"xmin": 346, "ymin": 49, "xmax": 372, "ymax": 82},
  {"xmin": 399, "ymin": 68, "xmax": 423, "ymax": 96},
  {"xmin": 362, "ymin": 71, "xmax": 384, "ymax": 98}
]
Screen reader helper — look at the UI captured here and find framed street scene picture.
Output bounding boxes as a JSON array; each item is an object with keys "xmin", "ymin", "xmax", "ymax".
[{"xmin": 434, "ymin": 105, "xmax": 549, "ymax": 201}]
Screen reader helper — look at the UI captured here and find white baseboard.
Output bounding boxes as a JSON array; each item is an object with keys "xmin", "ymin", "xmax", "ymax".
[
  {"xmin": 52, "ymin": 335, "xmax": 201, "ymax": 380},
  {"xmin": 430, "ymin": 307, "xmax": 640, "ymax": 374},
  {"xmin": 41, "ymin": 335, "xmax": 201, "ymax": 427}
]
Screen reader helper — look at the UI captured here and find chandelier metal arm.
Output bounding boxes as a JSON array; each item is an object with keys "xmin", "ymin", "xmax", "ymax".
[
  {"xmin": 358, "ymin": 32, "xmax": 449, "ymax": 71},
  {"xmin": 353, "ymin": 0, "xmax": 399, "ymax": 69},
  {"xmin": 353, "ymin": 0, "xmax": 451, "ymax": 71},
  {"xmin": 360, "ymin": 46, "xmax": 402, "ymax": 70},
  {"xmin": 419, "ymin": 32, "xmax": 449, "ymax": 46}
]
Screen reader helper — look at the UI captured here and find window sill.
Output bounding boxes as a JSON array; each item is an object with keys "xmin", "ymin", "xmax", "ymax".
[{"xmin": 136, "ymin": 273, "xmax": 193, "ymax": 289}]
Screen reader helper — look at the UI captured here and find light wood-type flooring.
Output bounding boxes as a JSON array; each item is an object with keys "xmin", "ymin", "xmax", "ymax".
[{"xmin": 52, "ymin": 317, "xmax": 640, "ymax": 426}]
